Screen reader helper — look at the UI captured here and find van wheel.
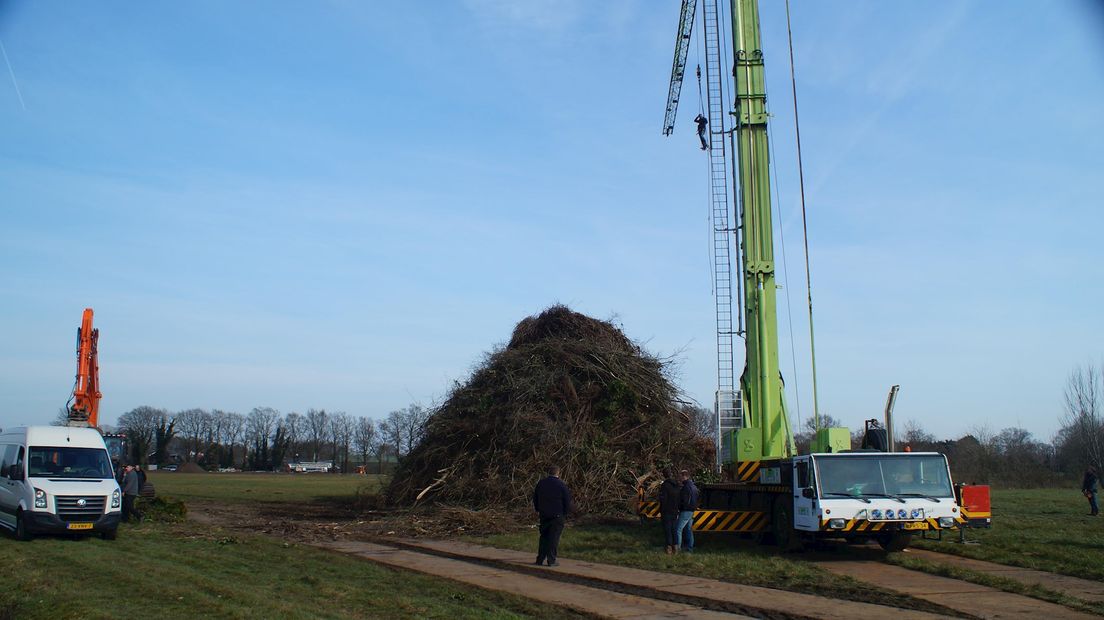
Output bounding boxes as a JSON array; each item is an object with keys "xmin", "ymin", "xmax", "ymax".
[
  {"xmin": 15, "ymin": 510, "xmax": 32, "ymax": 541},
  {"xmin": 101, "ymin": 528, "xmax": 118, "ymax": 541}
]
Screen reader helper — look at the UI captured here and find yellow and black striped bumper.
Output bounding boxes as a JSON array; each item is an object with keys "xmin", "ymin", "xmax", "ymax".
[
  {"xmin": 820, "ymin": 517, "xmax": 951, "ymax": 532},
  {"xmin": 637, "ymin": 501, "xmax": 767, "ymax": 532}
]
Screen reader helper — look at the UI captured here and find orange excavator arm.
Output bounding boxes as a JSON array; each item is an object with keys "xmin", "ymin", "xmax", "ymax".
[{"xmin": 68, "ymin": 308, "xmax": 102, "ymax": 427}]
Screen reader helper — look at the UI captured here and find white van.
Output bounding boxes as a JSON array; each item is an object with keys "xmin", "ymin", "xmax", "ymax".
[{"xmin": 0, "ymin": 426, "xmax": 122, "ymax": 540}]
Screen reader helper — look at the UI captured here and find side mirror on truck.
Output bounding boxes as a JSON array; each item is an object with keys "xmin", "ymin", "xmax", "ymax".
[
  {"xmin": 8, "ymin": 465, "xmax": 23, "ymax": 480},
  {"xmin": 801, "ymin": 487, "xmax": 815, "ymax": 499}
]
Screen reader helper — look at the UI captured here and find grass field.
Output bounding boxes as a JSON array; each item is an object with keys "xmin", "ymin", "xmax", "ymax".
[
  {"xmin": 147, "ymin": 471, "xmax": 382, "ymax": 506},
  {"xmin": 0, "ymin": 472, "xmax": 583, "ymax": 620},
  {"xmin": 912, "ymin": 488, "xmax": 1104, "ymax": 581},
  {"xmin": 7, "ymin": 473, "xmax": 1098, "ymax": 618}
]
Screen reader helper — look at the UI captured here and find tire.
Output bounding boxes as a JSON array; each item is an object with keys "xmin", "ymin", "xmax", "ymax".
[
  {"xmin": 772, "ymin": 498, "xmax": 803, "ymax": 552},
  {"xmin": 101, "ymin": 528, "xmax": 118, "ymax": 541},
  {"xmin": 878, "ymin": 531, "xmax": 912, "ymax": 552},
  {"xmin": 14, "ymin": 510, "xmax": 32, "ymax": 542}
]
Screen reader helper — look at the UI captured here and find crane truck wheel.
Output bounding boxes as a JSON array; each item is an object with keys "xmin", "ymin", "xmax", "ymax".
[
  {"xmin": 771, "ymin": 498, "xmax": 803, "ymax": 552},
  {"xmin": 14, "ymin": 510, "xmax": 32, "ymax": 542},
  {"xmin": 101, "ymin": 528, "xmax": 118, "ymax": 541},
  {"xmin": 878, "ymin": 531, "xmax": 912, "ymax": 552}
]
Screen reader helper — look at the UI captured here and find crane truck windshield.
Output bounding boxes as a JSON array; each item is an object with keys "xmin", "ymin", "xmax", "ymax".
[
  {"xmin": 814, "ymin": 454, "xmax": 953, "ymax": 500},
  {"xmin": 29, "ymin": 447, "xmax": 114, "ymax": 479}
]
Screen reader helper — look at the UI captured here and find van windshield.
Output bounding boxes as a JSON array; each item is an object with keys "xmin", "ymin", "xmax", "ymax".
[{"xmin": 29, "ymin": 447, "xmax": 114, "ymax": 479}]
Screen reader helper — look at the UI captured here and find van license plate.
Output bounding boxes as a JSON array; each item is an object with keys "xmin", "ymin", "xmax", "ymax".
[
  {"xmin": 67, "ymin": 523, "xmax": 93, "ymax": 530},
  {"xmin": 903, "ymin": 521, "xmax": 928, "ymax": 530}
]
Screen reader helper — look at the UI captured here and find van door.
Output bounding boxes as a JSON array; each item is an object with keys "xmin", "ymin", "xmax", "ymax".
[
  {"xmin": 0, "ymin": 444, "xmax": 17, "ymax": 528},
  {"xmin": 793, "ymin": 457, "xmax": 819, "ymax": 531}
]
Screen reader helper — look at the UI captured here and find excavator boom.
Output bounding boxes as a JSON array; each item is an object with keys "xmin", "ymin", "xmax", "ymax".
[{"xmin": 68, "ymin": 308, "xmax": 102, "ymax": 427}]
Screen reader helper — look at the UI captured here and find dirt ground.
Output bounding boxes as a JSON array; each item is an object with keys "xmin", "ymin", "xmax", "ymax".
[{"xmin": 186, "ymin": 498, "xmax": 524, "ymax": 543}]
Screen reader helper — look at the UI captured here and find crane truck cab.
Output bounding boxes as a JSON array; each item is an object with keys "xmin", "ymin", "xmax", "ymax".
[
  {"xmin": 0, "ymin": 426, "xmax": 122, "ymax": 541},
  {"xmin": 790, "ymin": 451, "xmax": 960, "ymax": 551}
]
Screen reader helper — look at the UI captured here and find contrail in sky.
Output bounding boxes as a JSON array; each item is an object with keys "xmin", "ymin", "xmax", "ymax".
[{"xmin": 0, "ymin": 37, "xmax": 26, "ymax": 111}]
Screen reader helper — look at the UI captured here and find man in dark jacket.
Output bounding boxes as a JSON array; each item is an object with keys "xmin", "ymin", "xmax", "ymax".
[
  {"xmin": 658, "ymin": 468, "xmax": 682, "ymax": 554},
  {"xmin": 1083, "ymin": 466, "xmax": 1099, "ymax": 516},
  {"xmin": 676, "ymin": 469, "xmax": 699, "ymax": 552},
  {"xmin": 533, "ymin": 465, "xmax": 572, "ymax": 566},
  {"xmin": 121, "ymin": 465, "xmax": 143, "ymax": 523},
  {"xmin": 694, "ymin": 114, "xmax": 708, "ymax": 150}
]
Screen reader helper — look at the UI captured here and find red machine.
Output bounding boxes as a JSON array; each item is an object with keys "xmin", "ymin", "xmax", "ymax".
[
  {"xmin": 67, "ymin": 308, "xmax": 102, "ymax": 427},
  {"xmin": 956, "ymin": 484, "xmax": 992, "ymax": 529}
]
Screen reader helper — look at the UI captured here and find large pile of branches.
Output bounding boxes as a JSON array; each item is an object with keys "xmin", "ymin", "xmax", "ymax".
[{"xmin": 385, "ymin": 305, "xmax": 712, "ymax": 515}]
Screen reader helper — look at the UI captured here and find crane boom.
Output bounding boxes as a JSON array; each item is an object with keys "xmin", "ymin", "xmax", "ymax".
[
  {"xmin": 68, "ymin": 308, "xmax": 102, "ymax": 427},
  {"xmin": 661, "ymin": 0, "xmax": 698, "ymax": 136},
  {"xmin": 731, "ymin": 0, "xmax": 794, "ymax": 462}
]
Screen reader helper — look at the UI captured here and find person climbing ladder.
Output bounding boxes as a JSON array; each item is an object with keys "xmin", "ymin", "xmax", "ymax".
[{"xmin": 694, "ymin": 113, "xmax": 708, "ymax": 150}]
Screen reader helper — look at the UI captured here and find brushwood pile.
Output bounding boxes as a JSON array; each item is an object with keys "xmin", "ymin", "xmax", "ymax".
[{"xmin": 385, "ymin": 305, "xmax": 712, "ymax": 515}]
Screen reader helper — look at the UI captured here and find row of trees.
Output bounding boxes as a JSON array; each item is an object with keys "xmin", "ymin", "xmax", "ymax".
[{"xmin": 108, "ymin": 404, "xmax": 431, "ymax": 472}]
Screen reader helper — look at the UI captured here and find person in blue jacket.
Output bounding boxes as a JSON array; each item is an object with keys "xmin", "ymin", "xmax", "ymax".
[
  {"xmin": 676, "ymin": 469, "xmax": 699, "ymax": 552},
  {"xmin": 533, "ymin": 465, "xmax": 573, "ymax": 566}
]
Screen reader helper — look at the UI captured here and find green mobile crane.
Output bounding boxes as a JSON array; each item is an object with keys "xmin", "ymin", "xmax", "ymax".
[{"xmin": 642, "ymin": 0, "xmax": 964, "ymax": 552}]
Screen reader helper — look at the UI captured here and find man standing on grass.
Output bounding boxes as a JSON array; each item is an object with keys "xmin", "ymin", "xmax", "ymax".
[
  {"xmin": 676, "ymin": 470, "xmax": 699, "ymax": 552},
  {"xmin": 122, "ymin": 465, "xmax": 143, "ymax": 523},
  {"xmin": 658, "ymin": 467, "xmax": 682, "ymax": 554},
  {"xmin": 533, "ymin": 465, "xmax": 572, "ymax": 567},
  {"xmin": 1083, "ymin": 466, "xmax": 1099, "ymax": 516}
]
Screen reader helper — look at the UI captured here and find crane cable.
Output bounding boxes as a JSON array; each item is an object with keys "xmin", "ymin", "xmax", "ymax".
[{"xmin": 784, "ymin": 0, "xmax": 822, "ymax": 430}]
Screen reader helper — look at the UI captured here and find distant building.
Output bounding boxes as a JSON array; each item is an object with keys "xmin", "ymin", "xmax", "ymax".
[{"xmin": 286, "ymin": 460, "xmax": 334, "ymax": 473}]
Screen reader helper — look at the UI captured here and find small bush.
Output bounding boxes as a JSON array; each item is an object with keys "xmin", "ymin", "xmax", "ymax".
[{"xmin": 136, "ymin": 496, "xmax": 188, "ymax": 522}]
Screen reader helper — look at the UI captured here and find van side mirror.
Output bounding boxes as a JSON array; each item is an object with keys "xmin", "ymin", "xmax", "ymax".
[
  {"xmin": 8, "ymin": 465, "xmax": 23, "ymax": 480},
  {"xmin": 801, "ymin": 487, "xmax": 815, "ymax": 499}
]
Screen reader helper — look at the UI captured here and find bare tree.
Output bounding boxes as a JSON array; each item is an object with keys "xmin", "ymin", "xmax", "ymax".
[
  {"xmin": 222, "ymin": 412, "xmax": 246, "ymax": 468},
  {"xmin": 51, "ymin": 407, "xmax": 70, "ymax": 426},
  {"xmin": 399, "ymin": 404, "xmax": 430, "ymax": 455},
  {"xmin": 118, "ymin": 406, "xmax": 168, "ymax": 466},
  {"xmin": 176, "ymin": 408, "xmax": 209, "ymax": 462},
  {"xmin": 1063, "ymin": 364, "xmax": 1104, "ymax": 470},
  {"xmin": 382, "ymin": 409, "xmax": 406, "ymax": 458},
  {"xmin": 679, "ymin": 404, "xmax": 714, "ymax": 440},
  {"xmin": 328, "ymin": 412, "xmax": 354, "ymax": 473},
  {"xmin": 246, "ymin": 407, "xmax": 280, "ymax": 470},
  {"xmin": 901, "ymin": 419, "xmax": 937, "ymax": 449},
  {"xmin": 353, "ymin": 416, "xmax": 376, "ymax": 471},
  {"xmin": 306, "ymin": 408, "xmax": 328, "ymax": 461},
  {"xmin": 284, "ymin": 412, "xmax": 303, "ymax": 460}
]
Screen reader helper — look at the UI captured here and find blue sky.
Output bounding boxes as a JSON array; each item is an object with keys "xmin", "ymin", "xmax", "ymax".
[{"xmin": 1, "ymin": 1, "xmax": 1101, "ymax": 441}]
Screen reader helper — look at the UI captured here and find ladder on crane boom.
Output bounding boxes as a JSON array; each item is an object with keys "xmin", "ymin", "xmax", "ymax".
[{"xmin": 662, "ymin": 0, "xmax": 742, "ymax": 467}]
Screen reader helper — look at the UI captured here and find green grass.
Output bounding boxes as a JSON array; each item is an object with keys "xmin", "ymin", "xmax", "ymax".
[
  {"xmin": 470, "ymin": 523, "xmax": 953, "ymax": 615},
  {"xmin": 912, "ymin": 488, "xmax": 1104, "ymax": 581},
  {"xmin": 0, "ymin": 520, "xmax": 585, "ymax": 620},
  {"xmin": 148, "ymin": 471, "xmax": 381, "ymax": 506},
  {"xmin": 887, "ymin": 554, "xmax": 1104, "ymax": 617}
]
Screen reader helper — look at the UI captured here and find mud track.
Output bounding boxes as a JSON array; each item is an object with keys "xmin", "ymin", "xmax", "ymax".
[{"xmin": 185, "ymin": 501, "xmax": 1096, "ymax": 619}]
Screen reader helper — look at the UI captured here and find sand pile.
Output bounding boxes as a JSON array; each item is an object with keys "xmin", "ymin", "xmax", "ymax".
[{"xmin": 385, "ymin": 305, "xmax": 712, "ymax": 515}]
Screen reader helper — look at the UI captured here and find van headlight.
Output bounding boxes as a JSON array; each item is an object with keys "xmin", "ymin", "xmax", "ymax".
[
  {"xmin": 828, "ymin": 518, "xmax": 846, "ymax": 529},
  {"xmin": 111, "ymin": 489, "xmax": 121, "ymax": 509},
  {"xmin": 938, "ymin": 517, "xmax": 956, "ymax": 528},
  {"xmin": 34, "ymin": 488, "xmax": 48, "ymax": 509}
]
